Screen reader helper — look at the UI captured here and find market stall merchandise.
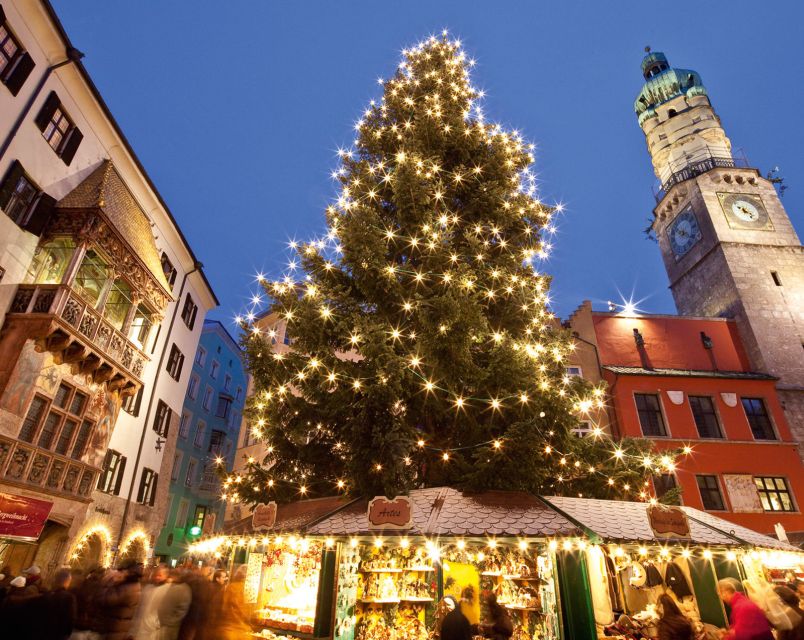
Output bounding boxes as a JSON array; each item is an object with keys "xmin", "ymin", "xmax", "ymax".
[{"xmin": 188, "ymin": 490, "xmax": 803, "ymax": 640}]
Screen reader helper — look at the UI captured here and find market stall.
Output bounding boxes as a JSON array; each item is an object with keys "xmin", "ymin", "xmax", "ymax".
[
  {"xmin": 190, "ymin": 490, "xmax": 803, "ymax": 640},
  {"xmin": 543, "ymin": 496, "xmax": 804, "ymax": 639}
]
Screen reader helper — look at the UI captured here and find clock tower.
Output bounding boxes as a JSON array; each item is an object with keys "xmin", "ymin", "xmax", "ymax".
[{"xmin": 635, "ymin": 51, "xmax": 804, "ymax": 442}]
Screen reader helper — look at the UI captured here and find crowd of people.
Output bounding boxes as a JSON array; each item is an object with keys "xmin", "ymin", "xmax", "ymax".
[{"xmin": 0, "ymin": 561, "xmax": 251, "ymax": 640}]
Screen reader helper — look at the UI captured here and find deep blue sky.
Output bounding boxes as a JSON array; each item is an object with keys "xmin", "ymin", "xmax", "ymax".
[{"xmin": 52, "ymin": 1, "xmax": 804, "ymax": 322}]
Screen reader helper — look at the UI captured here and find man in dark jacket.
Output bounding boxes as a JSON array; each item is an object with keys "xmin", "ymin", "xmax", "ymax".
[
  {"xmin": 441, "ymin": 596, "xmax": 473, "ymax": 640},
  {"xmin": 97, "ymin": 561, "xmax": 143, "ymax": 640},
  {"xmin": 40, "ymin": 568, "xmax": 77, "ymax": 640}
]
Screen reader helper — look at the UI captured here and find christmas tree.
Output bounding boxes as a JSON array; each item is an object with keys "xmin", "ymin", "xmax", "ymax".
[{"xmin": 227, "ymin": 33, "xmax": 676, "ymax": 505}]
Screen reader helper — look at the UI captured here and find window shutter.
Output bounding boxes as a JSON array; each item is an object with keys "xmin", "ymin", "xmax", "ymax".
[
  {"xmin": 0, "ymin": 7, "xmax": 6, "ymax": 24},
  {"xmin": 23, "ymin": 192, "xmax": 55, "ymax": 236},
  {"xmin": 177, "ymin": 353, "xmax": 185, "ymax": 379},
  {"xmin": 35, "ymin": 91, "xmax": 60, "ymax": 132},
  {"xmin": 98, "ymin": 450, "xmax": 113, "ymax": 490},
  {"xmin": 136, "ymin": 470, "xmax": 147, "ymax": 503},
  {"xmin": 5, "ymin": 52, "xmax": 35, "ymax": 96},
  {"xmin": 114, "ymin": 456, "xmax": 127, "ymax": 495},
  {"xmin": 0, "ymin": 160, "xmax": 24, "ymax": 210},
  {"xmin": 59, "ymin": 126, "xmax": 83, "ymax": 165},
  {"xmin": 149, "ymin": 474, "xmax": 158, "ymax": 506},
  {"xmin": 163, "ymin": 409, "xmax": 172, "ymax": 437}
]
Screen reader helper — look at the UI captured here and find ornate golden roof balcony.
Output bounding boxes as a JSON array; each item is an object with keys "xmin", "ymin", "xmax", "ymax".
[{"xmin": 7, "ymin": 283, "xmax": 147, "ymax": 393}]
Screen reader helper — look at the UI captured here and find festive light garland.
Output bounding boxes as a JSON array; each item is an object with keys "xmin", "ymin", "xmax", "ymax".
[
  {"xmin": 119, "ymin": 529, "xmax": 151, "ymax": 559},
  {"xmin": 226, "ymin": 32, "xmax": 686, "ymax": 502},
  {"xmin": 68, "ymin": 524, "xmax": 113, "ymax": 568}
]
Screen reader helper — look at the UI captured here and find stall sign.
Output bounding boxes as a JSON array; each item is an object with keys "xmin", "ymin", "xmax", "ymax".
[
  {"xmin": 252, "ymin": 502, "xmax": 277, "ymax": 531},
  {"xmin": 648, "ymin": 505, "xmax": 691, "ymax": 539},
  {"xmin": 0, "ymin": 492, "xmax": 52, "ymax": 541},
  {"xmin": 367, "ymin": 496, "xmax": 412, "ymax": 530}
]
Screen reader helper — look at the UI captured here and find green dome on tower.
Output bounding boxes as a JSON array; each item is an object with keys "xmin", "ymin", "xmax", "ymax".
[{"xmin": 635, "ymin": 51, "xmax": 707, "ymax": 125}]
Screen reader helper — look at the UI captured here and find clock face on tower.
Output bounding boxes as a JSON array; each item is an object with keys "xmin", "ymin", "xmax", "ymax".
[
  {"xmin": 667, "ymin": 207, "xmax": 702, "ymax": 259},
  {"xmin": 718, "ymin": 192, "xmax": 774, "ymax": 231}
]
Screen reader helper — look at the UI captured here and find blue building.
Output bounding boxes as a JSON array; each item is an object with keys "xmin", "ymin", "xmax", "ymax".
[{"xmin": 155, "ymin": 320, "xmax": 246, "ymax": 561}]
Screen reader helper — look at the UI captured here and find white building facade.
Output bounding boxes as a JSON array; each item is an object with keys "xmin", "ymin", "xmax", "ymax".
[{"xmin": 0, "ymin": 0, "xmax": 217, "ymax": 575}]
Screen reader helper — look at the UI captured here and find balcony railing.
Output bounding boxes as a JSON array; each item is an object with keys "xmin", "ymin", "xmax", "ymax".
[
  {"xmin": 8, "ymin": 283, "xmax": 147, "ymax": 389},
  {"xmin": 0, "ymin": 436, "xmax": 98, "ymax": 502},
  {"xmin": 653, "ymin": 152, "xmax": 751, "ymax": 202}
]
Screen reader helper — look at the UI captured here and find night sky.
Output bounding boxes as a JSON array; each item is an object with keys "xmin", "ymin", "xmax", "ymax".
[{"xmin": 51, "ymin": 1, "xmax": 804, "ymax": 323}]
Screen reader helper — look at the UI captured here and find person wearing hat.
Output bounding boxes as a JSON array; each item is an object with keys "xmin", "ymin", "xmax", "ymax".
[
  {"xmin": 22, "ymin": 564, "xmax": 46, "ymax": 596},
  {"xmin": 440, "ymin": 595, "xmax": 473, "ymax": 640}
]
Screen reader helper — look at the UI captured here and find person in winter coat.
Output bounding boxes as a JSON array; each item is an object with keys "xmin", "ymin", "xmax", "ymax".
[
  {"xmin": 206, "ymin": 570, "xmax": 227, "ymax": 634},
  {"xmin": 72, "ymin": 566, "xmax": 105, "ymax": 637},
  {"xmin": 657, "ymin": 594, "xmax": 694, "ymax": 640},
  {"xmin": 97, "ymin": 562, "xmax": 143, "ymax": 640},
  {"xmin": 440, "ymin": 596, "xmax": 473, "ymax": 640},
  {"xmin": 217, "ymin": 565, "xmax": 251, "ymax": 640},
  {"xmin": 477, "ymin": 591, "xmax": 514, "ymax": 640},
  {"xmin": 22, "ymin": 564, "xmax": 46, "ymax": 596},
  {"xmin": 40, "ymin": 568, "xmax": 77, "ymax": 640},
  {"xmin": 131, "ymin": 564, "xmax": 170, "ymax": 640},
  {"xmin": 775, "ymin": 586, "xmax": 804, "ymax": 640},
  {"xmin": 178, "ymin": 568, "xmax": 213, "ymax": 640},
  {"xmin": 157, "ymin": 569, "xmax": 193, "ymax": 640},
  {"xmin": 0, "ymin": 576, "xmax": 38, "ymax": 640},
  {"xmin": 718, "ymin": 578, "xmax": 774, "ymax": 640}
]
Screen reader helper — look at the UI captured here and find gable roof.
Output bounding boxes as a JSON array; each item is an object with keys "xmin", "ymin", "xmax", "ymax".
[
  {"xmin": 57, "ymin": 160, "xmax": 171, "ymax": 293},
  {"xmin": 308, "ymin": 487, "xmax": 581, "ymax": 538},
  {"xmin": 224, "ymin": 496, "xmax": 352, "ymax": 535}
]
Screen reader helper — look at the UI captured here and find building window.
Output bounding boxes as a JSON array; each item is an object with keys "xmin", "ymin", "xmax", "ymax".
[
  {"xmin": 224, "ymin": 374, "xmax": 232, "ymax": 392},
  {"xmin": 215, "ymin": 395, "xmax": 232, "ymax": 420},
  {"xmin": 210, "ymin": 360, "xmax": 220, "ymax": 380},
  {"xmin": 137, "ymin": 468, "xmax": 158, "ymax": 506},
  {"xmin": 227, "ymin": 409, "xmax": 239, "ymax": 430},
  {"xmin": 175, "ymin": 499, "xmax": 189, "ymax": 528},
  {"xmin": 202, "ymin": 387, "xmax": 213, "ymax": 411},
  {"xmin": 195, "ymin": 346, "xmax": 207, "ymax": 367},
  {"xmin": 181, "ymin": 294, "xmax": 198, "ymax": 330},
  {"xmin": 696, "ymin": 475, "xmax": 726, "ymax": 511},
  {"xmin": 73, "ymin": 250, "xmax": 110, "ymax": 308},
  {"xmin": 754, "ymin": 477, "xmax": 795, "ymax": 512},
  {"xmin": 160, "ymin": 252, "xmax": 177, "ymax": 289},
  {"xmin": 184, "ymin": 459, "xmax": 197, "ymax": 487},
  {"xmin": 18, "ymin": 384, "xmax": 94, "ymax": 457},
  {"xmin": 166, "ymin": 344, "xmax": 185, "ymax": 381},
  {"xmin": 122, "ymin": 386, "xmax": 144, "ymax": 417},
  {"xmin": 654, "ymin": 474, "xmax": 678, "ymax": 500},
  {"xmin": 170, "ymin": 453, "xmax": 181, "ymax": 482},
  {"xmin": 742, "ymin": 398, "xmax": 776, "ymax": 440},
  {"xmin": 25, "ymin": 238, "xmax": 75, "ymax": 284},
  {"xmin": 771, "ymin": 271, "xmax": 782, "ymax": 287},
  {"xmin": 179, "ymin": 410, "xmax": 191, "ymax": 439},
  {"xmin": 98, "ymin": 450, "xmax": 126, "ymax": 495},
  {"xmin": 571, "ymin": 421, "xmax": 593, "ymax": 437},
  {"xmin": 208, "ymin": 429, "xmax": 225, "ymax": 455},
  {"xmin": 127, "ymin": 305, "xmax": 154, "ymax": 350},
  {"xmin": 192, "ymin": 505, "xmax": 207, "ymax": 529},
  {"xmin": 1, "ymin": 167, "xmax": 37, "ymax": 226},
  {"xmin": 35, "ymin": 92, "xmax": 83, "ymax": 164},
  {"xmin": 153, "ymin": 400, "xmax": 172, "ymax": 437},
  {"xmin": 0, "ymin": 15, "xmax": 35, "ymax": 96},
  {"xmin": 635, "ymin": 393, "xmax": 667, "ymax": 437},
  {"xmin": 104, "ymin": 278, "xmax": 133, "ymax": 331},
  {"xmin": 187, "ymin": 374, "xmax": 200, "ymax": 400},
  {"xmin": 193, "ymin": 421, "xmax": 206, "ymax": 448},
  {"xmin": 236, "ymin": 387, "xmax": 243, "ymax": 402},
  {"xmin": 565, "ymin": 366, "xmax": 583, "ymax": 378},
  {"xmin": 689, "ymin": 396, "xmax": 722, "ymax": 439}
]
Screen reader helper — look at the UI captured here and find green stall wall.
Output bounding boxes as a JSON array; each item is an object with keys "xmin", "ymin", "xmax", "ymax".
[
  {"xmin": 688, "ymin": 557, "xmax": 728, "ymax": 628},
  {"xmin": 555, "ymin": 551, "xmax": 597, "ymax": 640}
]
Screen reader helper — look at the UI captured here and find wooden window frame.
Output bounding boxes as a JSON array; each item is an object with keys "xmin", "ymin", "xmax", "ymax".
[
  {"xmin": 634, "ymin": 392, "xmax": 668, "ymax": 437},
  {"xmin": 741, "ymin": 397, "xmax": 777, "ymax": 441},
  {"xmin": 754, "ymin": 476, "xmax": 796, "ymax": 513},
  {"xmin": 689, "ymin": 395, "xmax": 723, "ymax": 439},
  {"xmin": 696, "ymin": 474, "xmax": 727, "ymax": 511}
]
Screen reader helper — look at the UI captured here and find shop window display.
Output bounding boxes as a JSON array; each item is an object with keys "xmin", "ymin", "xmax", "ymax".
[{"xmin": 252, "ymin": 538, "xmax": 323, "ymax": 635}]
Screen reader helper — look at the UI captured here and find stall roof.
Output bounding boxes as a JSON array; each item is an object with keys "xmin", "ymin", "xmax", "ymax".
[
  {"xmin": 680, "ymin": 507, "xmax": 800, "ymax": 552},
  {"xmin": 224, "ymin": 496, "xmax": 352, "ymax": 535},
  {"xmin": 307, "ymin": 487, "xmax": 582, "ymax": 538},
  {"xmin": 543, "ymin": 496, "xmax": 737, "ymax": 546}
]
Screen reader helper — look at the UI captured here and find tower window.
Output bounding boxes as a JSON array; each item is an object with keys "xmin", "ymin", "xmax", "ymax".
[
  {"xmin": 771, "ymin": 271, "xmax": 782, "ymax": 287},
  {"xmin": 668, "ymin": 109, "xmax": 677, "ymax": 118}
]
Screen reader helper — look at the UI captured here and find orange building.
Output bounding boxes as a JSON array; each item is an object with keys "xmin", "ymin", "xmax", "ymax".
[{"xmin": 568, "ymin": 300, "xmax": 804, "ymax": 538}]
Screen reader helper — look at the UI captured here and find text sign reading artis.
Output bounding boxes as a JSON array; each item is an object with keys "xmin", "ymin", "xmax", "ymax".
[
  {"xmin": 0, "ymin": 492, "xmax": 53, "ymax": 541},
  {"xmin": 368, "ymin": 496, "xmax": 413, "ymax": 530},
  {"xmin": 252, "ymin": 502, "xmax": 278, "ymax": 532},
  {"xmin": 648, "ymin": 505, "xmax": 691, "ymax": 539}
]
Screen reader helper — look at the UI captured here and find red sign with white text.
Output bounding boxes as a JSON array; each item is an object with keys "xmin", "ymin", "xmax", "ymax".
[{"xmin": 0, "ymin": 492, "xmax": 53, "ymax": 540}]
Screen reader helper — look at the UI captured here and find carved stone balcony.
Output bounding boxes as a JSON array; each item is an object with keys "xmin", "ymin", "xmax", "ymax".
[{"xmin": 6, "ymin": 283, "xmax": 147, "ymax": 394}]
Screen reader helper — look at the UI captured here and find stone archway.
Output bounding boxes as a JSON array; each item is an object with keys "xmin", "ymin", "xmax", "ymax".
[{"xmin": 33, "ymin": 520, "xmax": 69, "ymax": 580}]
